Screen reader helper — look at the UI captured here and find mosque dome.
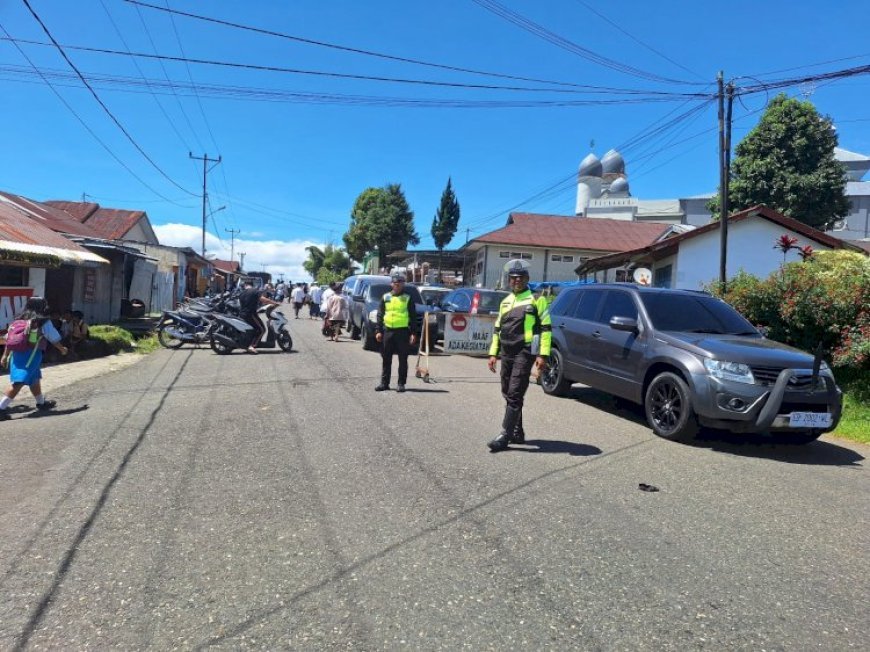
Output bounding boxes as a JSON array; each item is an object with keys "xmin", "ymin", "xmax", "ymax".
[
  {"xmin": 609, "ymin": 177, "xmax": 629, "ymax": 194},
  {"xmin": 578, "ymin": 152, "xmax": 603, "ymax": 178},
  {"xmin": 601, "ymin": 149, "xmax": 625, "ymax": 174}
]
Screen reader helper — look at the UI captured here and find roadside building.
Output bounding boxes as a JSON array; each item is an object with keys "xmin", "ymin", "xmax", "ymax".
[
  {"xmin": 44, "ymin": 200, "xmax": 160, "ymax": 244},
  {"xmin": 576, "ymin": 205, "xmax": 866, "ymax": 289},
  {"xmin": 462, "ymin": 212, "xmax": 676, "ymax": 288},
  {"xmin": 0, "ymin": 194, "xmax": 108, "ymax": 330}
]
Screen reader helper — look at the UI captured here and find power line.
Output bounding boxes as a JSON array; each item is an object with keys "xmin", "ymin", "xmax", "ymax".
[
  {"xmin": 0, "ymin": 60, "xmax": 715, "ymax": 109},
  {"xmin": 163, "ymin": 0, "xmax": 222, "ymax": 155},
  {"xmin": 1, "ymin": 35, "xmax": 710, "ymax": 98},
  {"xmin": 133, "ymin": 2, "xmax": 206, "ymax": 153},
  {"xmin": 572, "ymin": 0, "xmax": 705, "ymax": 81},
  {"xmin": 19, "ymin": 0, "xmax": 197, "ymax": 197},
  {"xmin": 123, "ymin": 0, "xmax": 683, "ymax": 93},
  {"xmin": 98, "ymin": 0, "xmax": 194, "ymax": 154},
  {"xmin": 470, "ymin": 0, "xmax": 697, "ymax": 86},
  {"xmin": 0, "ymin": 21, "xmax": 190, "ymax": 207}
]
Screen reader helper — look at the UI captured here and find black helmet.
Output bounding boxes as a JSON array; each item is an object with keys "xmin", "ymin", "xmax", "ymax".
[{"xmin": 506, "ymin": 259, "xmax": 529, "ymax": 277}]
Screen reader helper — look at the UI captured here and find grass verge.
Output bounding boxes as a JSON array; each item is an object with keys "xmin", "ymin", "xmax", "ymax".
[
  {"xmin": 833, "ymin": 394, "xmax": 870, "ymax": 444},
  {"xmin": 133, "ymin": 332, "xmax": 160, "ymax": 354}
]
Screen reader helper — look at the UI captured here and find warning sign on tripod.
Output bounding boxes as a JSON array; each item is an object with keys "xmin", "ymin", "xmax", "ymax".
[{"xmin": 443, "ymin": 313, "xmax": 496, "ymax": 356}]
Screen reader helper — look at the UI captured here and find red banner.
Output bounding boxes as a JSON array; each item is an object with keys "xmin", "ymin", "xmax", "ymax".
[{"xmin": 0, "ymin": 287, "xmax": 35, "ymax": 331}]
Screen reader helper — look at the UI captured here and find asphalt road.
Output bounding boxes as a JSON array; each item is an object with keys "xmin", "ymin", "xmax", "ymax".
[{"xmin": 1, "ymin": 316, "xmax": 867, "ymax": 650}]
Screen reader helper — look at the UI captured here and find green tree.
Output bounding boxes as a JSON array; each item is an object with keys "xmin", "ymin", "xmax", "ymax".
[
  {"xmin": 302, "ymin": 245, "xmax": 326, "ymax": 278},
  {"xmin": 343, "ymin": 184, "xmax": 419, "ymax": 264},
  {"xmin": 708, "ymin": 94, "xmax": 850, "ymax": 230},
  {"xmin": 431, "ymin": 177, "xmax": 461, "ymax": 281},
  {"xmin": 303, "ymin": 244, "xmax": 353, "ymax": 283}
]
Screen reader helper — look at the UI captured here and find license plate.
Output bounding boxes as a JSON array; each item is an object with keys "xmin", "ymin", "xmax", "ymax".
[{"xmin": 788, "ymin": 412, "xmax": 832, "ymax": 428}]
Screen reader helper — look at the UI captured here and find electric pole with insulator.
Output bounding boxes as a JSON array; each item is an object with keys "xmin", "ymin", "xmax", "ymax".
[{"xmin": 190, "ymin": 152, "xmax": 222, "ymax": 257}]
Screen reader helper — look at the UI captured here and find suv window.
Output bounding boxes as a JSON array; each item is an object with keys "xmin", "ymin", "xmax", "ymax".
[
  {"xmin": 598, "ymin": 290, "xmax": 637, "ymax": 324},
  {"xmin": 640, "ymin": 293, "xmax": 757, "ymax": 334},
  {"xmin": 549, "ymin": 288, "xmax": 581, "ymax": 317},
  {"xmin": 573, "ymin": 290, "xmax": 604, "ymax": 321}
]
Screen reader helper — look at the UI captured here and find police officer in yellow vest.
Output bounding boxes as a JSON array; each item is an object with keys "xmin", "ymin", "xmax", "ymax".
[
  {"xmin": 375, "ymin": 272, "xmax": 418, "ymax": 393},
  {"xmin": 487, "ymin": 259, "xmax": 552, "ymax": 451}
]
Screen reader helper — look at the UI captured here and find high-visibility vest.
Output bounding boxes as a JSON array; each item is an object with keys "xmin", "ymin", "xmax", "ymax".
[
  {"xmin": 383, "ymin": 293, "xmax": 411, "ymax": 329},
  {"xmin": 489, "ymin": 289, "xmax": 552, "ymax": 357}
]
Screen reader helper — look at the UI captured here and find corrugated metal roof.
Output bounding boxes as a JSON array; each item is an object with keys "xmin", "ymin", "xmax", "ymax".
[
  {"xmin": 43, "ymin": 200, "xmax": 100, "ymax": 222},
  {"xmin": 0, "ymin": 200, "xmax": 109, "ymax": 266},
  {"xmin": 45, "ymin": 200, "xmax": 147, "ymax": 239},
  {"xmin": 0, "ymin": 192, "xmax": 103, "ymax": 238},
  {"xmin": 472, "ymin": 213, "xmax": 670, "ymax": 252}
]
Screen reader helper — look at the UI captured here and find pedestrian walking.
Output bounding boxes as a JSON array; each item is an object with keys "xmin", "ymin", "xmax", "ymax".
[
  {"xmin": 0, "ymin": 297, "xmax": 69, "ymax": 421},
  {"xmin": 375, "ymin": 272, "xmax": 417, "ymax": 393},
  {"xmin": 290, "ymin": 284, "xmax": 306, "ymax": 319},
  {"xmin": 309, "ymin": 284, "xmax": 323, "ymax": 318},
  {"xmin": 486, "ymin": 260, "xmax": 552, "ymax": 451},
  {"xmin": 323, "ymin": 288, "xmax": 349, "ymax": 341}
]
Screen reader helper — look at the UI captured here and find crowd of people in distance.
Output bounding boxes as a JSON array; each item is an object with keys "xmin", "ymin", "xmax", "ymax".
[{"xmin": 261, "ymin": 281, "xmax": 348, "ymax": 342}]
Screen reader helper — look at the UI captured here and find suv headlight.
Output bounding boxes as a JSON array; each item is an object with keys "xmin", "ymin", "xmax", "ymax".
[{"xmin": 703, "ymin": 358, "xmax": 755, "ymax": 384}]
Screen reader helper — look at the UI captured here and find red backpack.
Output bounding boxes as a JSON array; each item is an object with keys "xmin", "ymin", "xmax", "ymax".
[{"xmin": 4, "ymin": 319, "xmax": 39, "ymax": 352}]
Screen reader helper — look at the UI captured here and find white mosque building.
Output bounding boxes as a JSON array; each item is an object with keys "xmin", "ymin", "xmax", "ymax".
[{"xmin": 572, "ymin": 146, "xmax": 870, "ymax": 246}]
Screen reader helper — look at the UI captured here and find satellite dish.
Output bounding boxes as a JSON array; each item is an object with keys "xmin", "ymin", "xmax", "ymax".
[{"xmin": 633, "ymin": 267, "xmax": 652, "ymax": 286}]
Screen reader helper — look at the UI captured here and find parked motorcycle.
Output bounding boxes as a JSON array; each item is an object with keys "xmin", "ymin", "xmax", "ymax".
[
  {"xmin": 209, "ymin": 305, "xmax": 293, "ymax": 354},
  {"xmin": 156, "ymin": 306, "xmax": 216, "ymax": 349}
]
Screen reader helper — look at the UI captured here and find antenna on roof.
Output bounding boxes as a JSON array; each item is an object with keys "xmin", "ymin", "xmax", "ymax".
[{"xmin": 590, "ymin": 139, "xmax": 595, "ymax": 151}]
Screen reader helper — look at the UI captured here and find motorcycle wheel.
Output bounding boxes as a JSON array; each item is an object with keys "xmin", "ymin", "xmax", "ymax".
[
  {"xmin": 209, "ymin": 330, "xmax": 234, "ymax": 355},
  {"xmin": 157, "ymin": 323, "xmax": 185, "ymax": 349},
  {"xmin": 277, "ymin": 331, "xmax": 293, "ymax": 352}
]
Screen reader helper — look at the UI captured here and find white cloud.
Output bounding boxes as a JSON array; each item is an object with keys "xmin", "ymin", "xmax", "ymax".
[{"xmin": 153, "ymin": 223, "xmax": 320, "ymax": 283}]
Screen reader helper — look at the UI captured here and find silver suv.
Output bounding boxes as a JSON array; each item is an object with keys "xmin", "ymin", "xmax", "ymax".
[{"xmin": 541, "ymin": 285, "xmax": 842, "ymax": 444}]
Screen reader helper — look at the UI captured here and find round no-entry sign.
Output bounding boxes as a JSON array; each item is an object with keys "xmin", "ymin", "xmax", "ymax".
[{"xmin": 451, "ymin": 314, "xmax": 467, "ymax": 331}]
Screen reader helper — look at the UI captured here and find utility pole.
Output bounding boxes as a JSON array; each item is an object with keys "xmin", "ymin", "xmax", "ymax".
[
  {"xmin": 238, "ymin": 252, "xmax": 246, "ymax": 272},
  {"xmin": 225, "ymin": 228, "xmax": 240, "ymax": 265},
  {"xmin": 717, "ymin": 73, "xmax": 736, "ymax": 292},
  {"xmin": 465, "ymin": 227, "xmax": 470, "ymax": 244},
  {"xmin": 189, "ymin": 152, "xmax": 222, "ymax": 257}
]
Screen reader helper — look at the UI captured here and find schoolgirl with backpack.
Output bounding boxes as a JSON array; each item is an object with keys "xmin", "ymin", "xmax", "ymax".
[{"xmin": 1, "ymin": 297, "xmax": 68, "ymax": 421}]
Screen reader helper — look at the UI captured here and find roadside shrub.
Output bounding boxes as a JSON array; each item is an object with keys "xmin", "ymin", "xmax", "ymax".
[{"xmin": 706, "ymin": 250, "xmax": 870, "ymax": 375}]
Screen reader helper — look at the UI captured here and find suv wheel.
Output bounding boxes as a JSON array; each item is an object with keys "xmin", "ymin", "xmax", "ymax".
[
  {"xmin": 644, "ymin": 371, "xmax": 698, "ymax": 442},
  {"xmin": 541, "ymin": 349, "xmax": 571, "ymax": 396},
  {"xmin": 350, "ymin": 322, "xmax": 361, "ymax": 340}
]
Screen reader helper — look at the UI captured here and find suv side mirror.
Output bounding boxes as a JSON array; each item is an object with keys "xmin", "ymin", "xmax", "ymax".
[{"xmin": 610, "ymin": 316, "xmax": 638, "ymax": 332}]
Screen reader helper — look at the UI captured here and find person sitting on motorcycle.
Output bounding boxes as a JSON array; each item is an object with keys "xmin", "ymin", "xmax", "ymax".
[{"xmin": 238, "ymin": 280, "xmax": 281, "ymax": 354}]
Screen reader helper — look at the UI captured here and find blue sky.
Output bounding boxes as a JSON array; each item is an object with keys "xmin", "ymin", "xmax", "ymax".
[{"xmin": 1, "ymin": 0, "xmax": 868, "ymax": 281}]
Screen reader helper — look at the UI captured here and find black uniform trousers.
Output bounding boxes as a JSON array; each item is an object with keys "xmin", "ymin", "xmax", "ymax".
[
  {"xmin": 381, "ymin": 327, "xmax": 411, "ymax": 386},
  {"xmin": 499, "ymin": 347, "xmax": 534, "ymax": 435}
]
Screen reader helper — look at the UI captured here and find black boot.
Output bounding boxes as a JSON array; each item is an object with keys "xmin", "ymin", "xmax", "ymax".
[
  {"xmin": 489, "ymin": 406, "xmax": 520, "ymax": 451},
  {"xmin": 375, "ymin": 383, "xmax": 389, "ymax": 392},
  {"xmin": 488, "ymin": 432, "xmax": 510, "ymax": 452},
  {"xmin": 510, "ymin": 412, "xmax": 525, "ymax": 444}
]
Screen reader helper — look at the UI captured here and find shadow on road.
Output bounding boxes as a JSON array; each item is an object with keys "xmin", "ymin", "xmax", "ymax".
[
  {"xmin": 509, "ymin": 440, "xmax": 603, "ymax": 456},
  {"xmin": 689, "ymin": 431, "xmax": 865, "ymax": 466},
  {"xmin": 402, "ymin": 387, "xmax": 449, "ymax": 394},
  {"xmin": 558, "ymin": 386, "xmax": 863, "ymax": 466},
  {"xmin": 563, "ymin": 386, "xmax": 647, "ymax": 426},
  {"xmin": 26, "ymin": 404, "xmax": 90, "ymax": 419}
]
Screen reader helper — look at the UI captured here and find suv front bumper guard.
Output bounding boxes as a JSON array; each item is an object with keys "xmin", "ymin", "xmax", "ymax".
[{"xmin": 754, "ymin": 368, "xmax": 842, "ymax": 432}]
